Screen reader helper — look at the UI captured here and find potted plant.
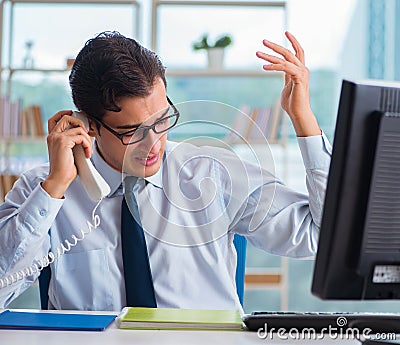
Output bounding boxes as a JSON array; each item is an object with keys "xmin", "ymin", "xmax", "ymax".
[{"xmin": 192, "ymin": 33, "xmax": 233, "ymax": 70}]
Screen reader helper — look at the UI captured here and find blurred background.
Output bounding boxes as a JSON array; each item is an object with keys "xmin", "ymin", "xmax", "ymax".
[{"xmin": 1, "ymin": 0, "xmax": 400, "ymax": 313}]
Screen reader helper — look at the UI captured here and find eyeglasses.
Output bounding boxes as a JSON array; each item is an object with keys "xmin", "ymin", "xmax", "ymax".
[{"xmin": 89, "ymin": 97, "xmax": 180, "ymax": 145}]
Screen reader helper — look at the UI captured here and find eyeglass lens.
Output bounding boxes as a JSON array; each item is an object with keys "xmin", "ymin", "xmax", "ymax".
[{"xmin": 122, "ymin": 112, "xmax": 178, "ymax": 145}]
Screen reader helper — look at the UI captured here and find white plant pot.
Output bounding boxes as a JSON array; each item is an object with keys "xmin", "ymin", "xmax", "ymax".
[{"xmin": 207, "ymin": 48, "xmax": 225, "ymax": 70}]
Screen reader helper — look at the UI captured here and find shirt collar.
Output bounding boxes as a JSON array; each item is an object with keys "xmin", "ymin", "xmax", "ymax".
[
  {"xmin": 91, "ymin": 144, "xmax": 123, "ymax": 197},
  {"xmin": 145, "ymin": 141, "xmax": 179, "ymax": 189},
  {"xmin": 144, "ymin": 141, "xmax": 178, "ymax": 189},
  {"xmin": 143, "ymin": 158, "xmax": 163, "ymax": 189}
]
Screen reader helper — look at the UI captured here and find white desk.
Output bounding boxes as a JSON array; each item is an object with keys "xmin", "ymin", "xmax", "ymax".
[
  {"xmin": 0, "ymin": 310, "xmax": 362, "ymax": 345},
  {"xmin": 0, "ymin": 328, "xmax": 362, "ymax": 345}
]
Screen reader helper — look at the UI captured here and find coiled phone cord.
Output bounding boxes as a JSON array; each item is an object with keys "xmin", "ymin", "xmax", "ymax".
[{"xmin": 0, "ymin": 200, "xmax": 102, "ymax": 289}]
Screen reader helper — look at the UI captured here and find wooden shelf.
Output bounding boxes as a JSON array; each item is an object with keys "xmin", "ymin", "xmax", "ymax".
[
  {"xmin": 4, "ymin": 0, "xmax": 139, "ymax": 4},
  {"xmin": 4, "ymin": 67, "xmax": 282, "ymax": 78},
  {"xmin": 156, "ymin": 1, "xmax": 285, "ymax": 6},
  {"xmin": 0, "ymin": 136, "xmax": 46, "ymax": 144},
  {"xmin": 166, "ymin": 69, "xmax": 282, "ymax": 77},
  {"xmin": 245, "ymin": 273, "xmax": 282, "ymax": 285},
  {"xmin": 8, "ymin": 68, "xmax": 69, "ymax": 74},
  {"xmin": 170, "ymin": 137, "xmax": 286, "ymax": 148},
  {"xmin": 244, "ymin": 267, "xmax": 287, "ymax": 290},
  {"xmin": 3, "ymin": 68, "xmax": 283, "ymax": 78}
]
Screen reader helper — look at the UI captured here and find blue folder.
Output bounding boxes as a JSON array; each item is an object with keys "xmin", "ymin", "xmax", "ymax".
[{"xmin": 0, "ymin": 310, "xmax": 116, "ymax": 331}]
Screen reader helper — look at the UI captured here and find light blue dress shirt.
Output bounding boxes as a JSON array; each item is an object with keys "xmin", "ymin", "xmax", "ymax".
[{"xmin": 0, "ymin": 135, "xmax": 331, "ymax": 312}]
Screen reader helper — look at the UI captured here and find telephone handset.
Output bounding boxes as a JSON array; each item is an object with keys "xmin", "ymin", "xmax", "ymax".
[{"xmin": 71, "ymin": 111, "xmax": 111, "ymax": 201}]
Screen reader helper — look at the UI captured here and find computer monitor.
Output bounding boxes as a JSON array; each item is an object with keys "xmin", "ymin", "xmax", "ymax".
[{"xmin": 312, "ymin": 79, "xmax": 400, "ymax": 300}]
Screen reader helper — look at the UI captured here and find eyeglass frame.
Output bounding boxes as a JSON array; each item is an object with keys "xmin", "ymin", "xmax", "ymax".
[{"xmin": 87, "ymin": 96, "xmax": 180, "ymax": 145}]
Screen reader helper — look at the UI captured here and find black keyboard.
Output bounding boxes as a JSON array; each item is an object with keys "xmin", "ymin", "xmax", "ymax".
[{"xmin": 243, "ymin": 311, "xmax": 400, "ymax": 334}]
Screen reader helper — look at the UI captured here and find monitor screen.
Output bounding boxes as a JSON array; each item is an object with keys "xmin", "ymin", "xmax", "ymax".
[{"xmin": 312, "ymin": 79, "xmax": 400, "ymax": 300}]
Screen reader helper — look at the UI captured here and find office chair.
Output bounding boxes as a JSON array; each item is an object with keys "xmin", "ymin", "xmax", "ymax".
[
  {"xmin": 38, "ymin": 265, "xmax": 51, "ymax": 310},
  {"xmin": 38, "ymin": 235, "xmax": 248, "ymax": 309},
  {"xmin": 233, "ymin": 234, "xmax": 247, "ymax": 306}
]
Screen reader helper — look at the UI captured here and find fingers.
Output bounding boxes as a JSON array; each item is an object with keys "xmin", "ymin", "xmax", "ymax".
[
  {"xmin": 255, "ymin": 51, "xmax": 284, "ymax": 65},
  {"xmin": 48, "ymin": 110, "xmax": 72, "ymax": 133},
  {"xmin": 69, "ymin": 130, "xmax": 93, "ymax": 159},
  {"xmin": 256, "ymin": 32, "xmax": 309, "ymax": 84},
  {"xmin": 256, "ymin": 51, "xmax": 300, "ymax": 76},
  {"xmin": 47, "ymin": 113, "xmax": 93, "ymax": 158},
  {"xmin": 256, "ymin": 31, "xmax": 305, "ymax": 68},
  {"xmin": 48, "ymin": 111, "xmax": 89, "ymax": 134},
  {"xmin": 285, "ymin": 31, "xmax": 305, "ymax": 65},
  {"xmin": 260, "ymin": 39, "xmax": 301, "ymax": 67}
]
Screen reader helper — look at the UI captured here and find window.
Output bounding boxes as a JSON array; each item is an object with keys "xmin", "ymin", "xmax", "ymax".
[
  {"xmin": 153, "ymin": 2, "xmax": 286, "ymax": 70},
  {"xmin": 6, "ymin": 3, "xmax": 139, "ymax": 69}
]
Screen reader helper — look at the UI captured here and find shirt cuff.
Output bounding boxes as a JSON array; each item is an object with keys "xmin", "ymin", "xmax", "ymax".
[
  {"xmin": 297, "ymin": 131, "xmax": 332, "ymax": 170},
  {"xmin": 18, "ymin": 183, "xmax": 64, "ymax": 235}
]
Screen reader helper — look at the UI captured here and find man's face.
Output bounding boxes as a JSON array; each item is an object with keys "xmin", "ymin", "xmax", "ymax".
[{"xmin": 92, "ymin": 78, "xmax": 169, "ymax": 177}]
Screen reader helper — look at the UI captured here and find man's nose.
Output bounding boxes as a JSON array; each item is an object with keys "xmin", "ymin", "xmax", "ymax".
[{"xmin": 139, "ymin": 128, "xmax": 162, "ymax": 152}]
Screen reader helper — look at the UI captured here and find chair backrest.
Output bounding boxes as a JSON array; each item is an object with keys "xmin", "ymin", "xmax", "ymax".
[
  {"xmin": 38, "ymin": 266, "xmax": 51, "ymax": 310},
  {"xmin": 39, "ymin": 236, "xmax": 248, "ymax": 309},
  {"xmin": 233, "ymin": 234, "xmax": 247, "ymax": 306}
]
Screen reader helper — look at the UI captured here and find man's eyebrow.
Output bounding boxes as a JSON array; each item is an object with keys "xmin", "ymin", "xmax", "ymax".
[
  {"xmin": 115, "ymin": 107, "xmax": 170, "ymax": 130},
  {"xmin": 115, "ymin": 123, "xmax": 140, "ymax": 130}
]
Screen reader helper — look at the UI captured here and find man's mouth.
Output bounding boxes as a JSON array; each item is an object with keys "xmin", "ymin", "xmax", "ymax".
[{"xmin": 136, "ymin": 153, "xmax": 159, "ymax": 167}]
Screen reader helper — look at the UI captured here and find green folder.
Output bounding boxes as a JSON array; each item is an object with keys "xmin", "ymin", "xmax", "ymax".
[{"xmin": 117, "ymin": 307, "xmax": 244, "ymax": 331}]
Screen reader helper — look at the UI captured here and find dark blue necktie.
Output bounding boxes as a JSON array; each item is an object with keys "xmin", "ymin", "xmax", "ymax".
[{"xmin": 121, "ymin": 179, "xmax": 156, "ymax": 307}]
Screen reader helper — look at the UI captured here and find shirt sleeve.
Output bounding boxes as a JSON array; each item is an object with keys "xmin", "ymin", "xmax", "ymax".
[
  {"xmin": 230, "ymin": 132, "xmax": 332, "ymax": 258},
  {"xmin": 0, "ymin": 168, "xmax": 64, "ymax": 307}
]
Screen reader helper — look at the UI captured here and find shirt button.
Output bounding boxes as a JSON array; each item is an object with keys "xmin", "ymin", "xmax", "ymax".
[{"xmin": 39, "ymin": 209, "xmax": 47, "ymax": 216}]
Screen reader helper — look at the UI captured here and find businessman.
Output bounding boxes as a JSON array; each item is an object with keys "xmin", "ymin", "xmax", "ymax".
[{"xmin": 0, "ymin": 31, "xmax": 331, "ymax": 311}]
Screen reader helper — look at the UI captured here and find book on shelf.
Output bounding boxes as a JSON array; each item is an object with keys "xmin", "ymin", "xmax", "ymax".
[
  {"xmin": 267, "ymin": 98, "xmax": 284, "ymax": 143},
  {"xmin": 0, "ymin": 174, "xmax": 19, "ymax": 201},
  {"xmin": 248, "ymin": 107, "xmax": 272, "ymax": 141},
  {"xmin": 1, "ymin": 98, "xmax": 44, "ymax": 137},
  {"xmin": 1, "ymin": 97, "xmax": 21, "ymax": 137},
  {"xmin": 117, "ymin": 307, "xmax": 244, "ymax": 331},
  {"xmin": 244, "ymin": 107, "xmax": 259, "ymax": 141},
  {"xmin": 225, "ymin": 100, "xmax": 284, "ymax": 144},
  {"xmin": 224, "ymin": 104, "xmax": 252, "ymax": 143},
  {"xmin": 21, "ymin": 105, "xmax": 44, "ymax": 137}
]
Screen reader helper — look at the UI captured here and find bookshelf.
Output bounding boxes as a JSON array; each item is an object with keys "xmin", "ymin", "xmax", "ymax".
[
  {"xmin": 0, "ymin": 136, "xmax": 48, "ymax": 201},
  {"xmin": 0, "ymin": 0, "xmax": 141, "ymax": 200},
  {"xmin": 0, "ymin": 93, "xmax": 47, "ymax": 201}
]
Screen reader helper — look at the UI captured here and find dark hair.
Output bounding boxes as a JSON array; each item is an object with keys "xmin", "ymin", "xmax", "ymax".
[{"xmin": 69, "ymin": 31, "xmax": 166, "ymax": 120}]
